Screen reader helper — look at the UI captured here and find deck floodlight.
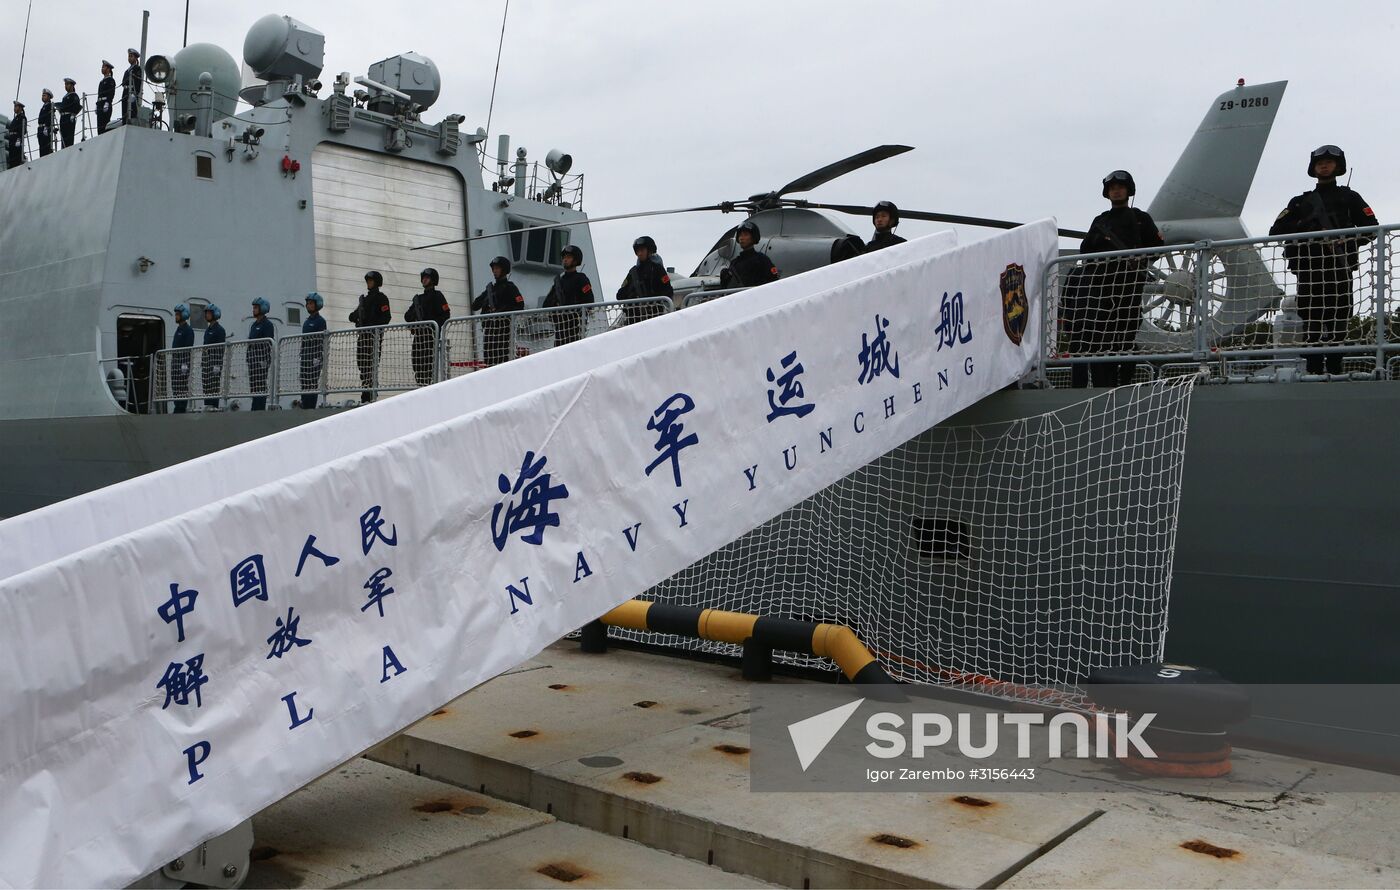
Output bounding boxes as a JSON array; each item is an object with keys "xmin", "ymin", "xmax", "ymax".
[
  {"xmin": 545, "ymin": 148, "xmax": 572, "ymax": 176},
  {"xmin": 145, "ymin": 55, "xmax": 172, "ymax": 85}
]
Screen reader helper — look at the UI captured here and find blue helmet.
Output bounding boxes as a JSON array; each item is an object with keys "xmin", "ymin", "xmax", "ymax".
[
  {"xmin": 173, "ymin": 302, "xmax": 189, "ymax": 319},
  {"xmin": 205, "ymin": 303, "xmax": 221, "ymax": 320},
  {"xmin": 305, "ymin": 291, "xmax": 324, "ymax": 309},
  {"xmin": 251, "ymin": 297, "xmax": 270, "ymax": 314}
]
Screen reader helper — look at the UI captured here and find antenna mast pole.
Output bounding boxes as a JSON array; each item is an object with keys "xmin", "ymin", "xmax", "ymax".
[
  {"xmin": 15, "ymin": 0, "xmax": 34, "ymax": 101},
  {"xmin": 482, "ymin": 0, "xmax": 510, "ymax": 152},
  {"xmin": 184, "ymin": 0, "xmax": 190, "ymax": 47}
]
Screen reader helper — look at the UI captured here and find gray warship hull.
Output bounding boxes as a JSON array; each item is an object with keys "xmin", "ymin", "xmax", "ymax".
[{"xmin": 5, "ymin": 380, "xmax": 1397, "ymax": 690}]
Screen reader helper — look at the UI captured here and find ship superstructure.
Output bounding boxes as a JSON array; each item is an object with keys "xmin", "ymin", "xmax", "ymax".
[{"xmin": 0, "ymin": 14, "xmax": 591, "ymax": 422}]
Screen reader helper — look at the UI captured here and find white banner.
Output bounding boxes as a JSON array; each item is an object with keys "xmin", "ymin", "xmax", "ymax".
[{"xmin": 0, "ymin": 221, "xmax": 1055, "ymax": 888}]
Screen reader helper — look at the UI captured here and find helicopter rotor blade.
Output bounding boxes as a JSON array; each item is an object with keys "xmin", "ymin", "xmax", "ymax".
[
  {"xmin": 774, "ymin": 144, "xmax": 914, "ymax": 198},
  {"xmin": 799, "ymin": 201, "xmax": 1089, "ymax": 240},
  {"xmin": 410, "ymin": 204, "xmax": 729, "ymax": 251}
]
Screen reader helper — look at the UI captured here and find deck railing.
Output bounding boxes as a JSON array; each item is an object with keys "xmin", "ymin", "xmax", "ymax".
[
  {"xmin": 440, "ymin": 298, "xmax": 672, "ymax": 378},
  {"xmin": 147, "ymin": 298, "xmax": 679, "ymax": 410},
  {"xmin": 1042, "ymin": 222, "xmax": 1398, "ymax": 385}
]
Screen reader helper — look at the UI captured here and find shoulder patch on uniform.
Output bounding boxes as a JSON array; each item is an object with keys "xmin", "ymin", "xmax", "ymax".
[
  {"xmin": 660, "ymin": 274, "xmax": 670, "ymax": 284},
  {"xmin": 582, "ymin": 284, "xmax": 592, "ymax": 293},
  {"xmin": 1364, "ymin": 206, "xmax": 1375, "ymax": 217},
  {"xmin": 514, "ymin": 293, "xmax": 523, "ymax": 302}
]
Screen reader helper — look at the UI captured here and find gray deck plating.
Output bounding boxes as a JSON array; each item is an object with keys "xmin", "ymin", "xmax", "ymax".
[
  {"xmin": 360, "ymin": 642, "xmax": 1400, "ymax": 889},
  {"xmin": 247, "ymin": 759, "xmax": 772, "ymax": 889}
]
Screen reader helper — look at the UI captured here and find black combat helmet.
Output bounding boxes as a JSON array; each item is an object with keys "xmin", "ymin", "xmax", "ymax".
[
  {"xmin": 736, "ymin": 220, "xmax": 761, "ymax": 243},
  {"xmin": 419, "ymin": 267, "xmax": 439, "ymax": 286},
  {"xmin": 364, "ymin": 270, "xmax": 383, "ymax": 287},
  {"xmin": 633, "ymin": 235, "xmax": 658, "ymax": 253},
  {"xmin": 1101, "ymin": 170, "xmax": 1136, "ymax": 198},
  {"xmin": 561, "ymin": 244, "xmax": 584, "ymax": 265},
  {"xmin": 1308, "ymin": 144, "xmax": 1346, "ymax": 178},
  {"xmin": 872, "ymin": 200, "xmax": 900, "ymax": 227},
  {"xmin": 489, "ymin": 255, "xmax": 512, "ymax": 275}
]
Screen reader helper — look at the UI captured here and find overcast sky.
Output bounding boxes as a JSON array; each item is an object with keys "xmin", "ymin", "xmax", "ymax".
[{"xmin": 5, "ymin": 1, "xmax": 1397, "ymax": 287}]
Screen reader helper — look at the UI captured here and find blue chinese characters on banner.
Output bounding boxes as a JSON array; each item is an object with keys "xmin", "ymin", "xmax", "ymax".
[
  {"xmin": 936, "ymin": 291, "xmax": 974, "ymax": 351},
  {"xmin": 858, "ymin": 315, "xmax": 900, "ymax": 384},
  {"xmin": 645, "ymin": 393, "xmax": 699, "ymax": 487},
  {"xmin": 492, "ymin": 451, "xmax": 570, "ymax": 551},
  {"xmin": 151, "ymin": 503, "xmax": 410, "ymax": 787},
  {"xmin": 765, "ymin": 351, "xmax": 815, "ymax": 423}
]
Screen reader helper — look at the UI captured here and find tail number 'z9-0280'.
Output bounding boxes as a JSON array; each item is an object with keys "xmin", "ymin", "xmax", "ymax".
[{"xmin": 1220, "ymin": 97, "xmax": 1269, "ymax": 110}]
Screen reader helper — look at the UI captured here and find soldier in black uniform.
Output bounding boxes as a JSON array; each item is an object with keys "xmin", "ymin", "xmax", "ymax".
[
  {"xmin": 616, "ymin": 235, "xmax": 673, "ymax": 325},
  {"xmin": 36, "ymin": 89, "xmax": 54, "ymax": 157},
  {"xmin": 5, "ymin": 102, "xmax": 25, "ymax": 169},
  {"xmin": 541, "ymin": 244, "xmax": 594, "ymax": 347},
  {"xmin": 120, "ymin": 48, "xmax": 142, "ymax": 126},
  {"xmin": 350, "ymin": 270, "xmax": 392, "ymax": 402},
  {"xmin": 1064, "ymin": 170, "xmax": 1164, "ymax": 388},
  {"xmin": 866, "ymin": 200, "xmax": 907, "ymax": 252},
  {"xmin": 1268, "ymin": 145, "xmax": 1377, "ymax": 376},
  {"xmin": 472, "ymin": 256, "xmax": 524, "ymax": 367},
  {"xmin": 720, "ymin": 220, "xmax": 781, "ymax": 289},
  {"xmin": 170, "ymin": 303, "xmax": 194, "ymax": 413},
  {"xmin": 405, "ymin": 267, "xmax": 451, "ymax": 385},
  {"xmin": 59, "ymin": 78, "xmax": 80, "ymax": 148},
  {"xmin": 96, "ymin": 61, "xmax": 116, "ymax": 134}
]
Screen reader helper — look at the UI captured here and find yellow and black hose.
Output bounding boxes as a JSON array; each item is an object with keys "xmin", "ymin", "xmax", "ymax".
[{"xmin": 585, "ymin": 599, "xmax": 897, "ymax": 685}]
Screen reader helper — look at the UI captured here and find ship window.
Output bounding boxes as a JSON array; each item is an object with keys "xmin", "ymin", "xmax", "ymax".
[
  {"xmin": 912, "ymin": 516, "xmax": 971, "ymax": 562},
  {"xmin": 524, "ymin": 228, "xmax": 547, "ymax": 264},
  {"xmin": 195, "ymin": 154, "xmax": 213, "ymax": 179},
  {"xmin": 508, "ymin": 220, "xmax": 524, "ymax": 262},
  {"xmin": 287, "ymin": 306, "xmax": 302, "ymax": 325},
  {"xmin": 189, "ymin": 300, "xmax": 208, "ymax": 330},
  {"xmin": 549, "ymin": 229, "xmax": 570, "ymax": 265},
  {"xmin": 507, "ymin": 218, "xmax": 566, "ymax": 268}
]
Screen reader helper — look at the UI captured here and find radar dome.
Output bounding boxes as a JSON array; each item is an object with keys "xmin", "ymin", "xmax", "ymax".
[
  {"xmin": 170, "ymin": 43, "xmax": 240, "ymax": 122},
  {"xmin": 243, "ymin": 14, "xmax": 324, "ymax": 81}
]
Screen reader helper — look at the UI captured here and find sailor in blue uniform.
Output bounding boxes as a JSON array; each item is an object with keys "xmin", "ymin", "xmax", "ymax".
[
  {"xmin": 36, "ymin": 89, "xmax": 54, "ymax": 157},
  {"xmin": 58, "ymin": 78, "xmax": 80, "ymax": 148},
  {"xmin": 96, "ymin": 61, "xmax": 115, "ymax": 134},
  {"xmin": 120, "ymin": 49, "xmax": 142, "ymax": 126},
  {"xmin": 202, "ymin": 304, "xmax": 226, "ymax": 409},
  {"xmin": 247, "ymin": 297, "xmax": 275, "ymax": 411},
  {"xmin": 6, "ymin": 101, "xmax": 26, "ymax": 169},
  {"xmin": 300, "ymin": 292, "xmax": 327, "ymax": 409},
  {"xmin": 170, "ymin": 303, "xmax": 194, "ymax": 413}
]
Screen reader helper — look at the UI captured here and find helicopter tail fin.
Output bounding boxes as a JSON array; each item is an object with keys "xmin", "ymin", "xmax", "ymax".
[{"xmin": 1148, "ymin": 80, "xmax": 1287, "ymax": 229}]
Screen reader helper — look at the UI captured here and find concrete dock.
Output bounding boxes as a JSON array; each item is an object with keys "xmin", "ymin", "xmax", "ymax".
[{"xmin": 246, "ymin": 642, "xmax": 1400, "ymax": 888}]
